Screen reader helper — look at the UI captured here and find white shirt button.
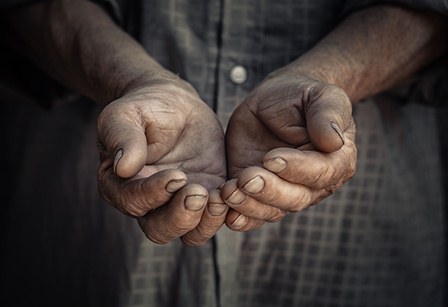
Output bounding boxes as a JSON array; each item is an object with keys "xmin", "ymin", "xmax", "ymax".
[{"xmin": 230, "ymin": 65, "xmax": 247, "ymax": 84}]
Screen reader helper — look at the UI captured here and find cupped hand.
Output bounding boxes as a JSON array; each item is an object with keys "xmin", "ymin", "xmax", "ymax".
[
  {"xmin": 97, "ymin": 75, "xmax": 227, "ymax": 245},
  {"xmin": 222, "ymin": 71, "xmax": 357, "ymax": 231}
]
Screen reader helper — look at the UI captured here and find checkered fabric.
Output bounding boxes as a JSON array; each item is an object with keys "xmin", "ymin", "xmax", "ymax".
[
  {"xmin": 112, "ymin": 1, "xmax": 445, "ymax": 306},
  {"xmin": 0, "ymin": 1, "xmax": 445, "ymax": 307}
]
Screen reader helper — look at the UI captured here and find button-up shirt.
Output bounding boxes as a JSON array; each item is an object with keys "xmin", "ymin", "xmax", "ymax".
[
  {"xmin": 0, "ymin": 0, "xmax": 445, "ymax": 306},
  {"xmin": 89, "ymin": 1, "xmax": 446, "ymax": 306}
]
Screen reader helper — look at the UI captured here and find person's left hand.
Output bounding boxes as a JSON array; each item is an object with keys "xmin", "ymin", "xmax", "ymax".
[{"xmin": 222, "ymin": 70, "xmax": 357, "ymax": 231}]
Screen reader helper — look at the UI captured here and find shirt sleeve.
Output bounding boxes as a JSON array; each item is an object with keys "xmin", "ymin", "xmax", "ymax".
[
  {"xmin": 0, "ymin": 0, "xmax": 41, "ymax": 9},
  {"xmin": 342, "ymin": 0, "xmax": 448, "ymax": 16}
]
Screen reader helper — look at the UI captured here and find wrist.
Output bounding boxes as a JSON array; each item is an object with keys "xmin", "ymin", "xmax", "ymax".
[
  {"xmin": 266, "ymin": 55, "xmax": 357, "ymax": 102},
  {"xmin": 273, "ymin": 50, "xmax": 359, "ymax": 102},
  {"xmin": 272, "ymin": 5, "xmax": 447, "ymax": 104},
  {"xmin": 114, "ymin": 64, "xmax": 177, "ymax": 98}
]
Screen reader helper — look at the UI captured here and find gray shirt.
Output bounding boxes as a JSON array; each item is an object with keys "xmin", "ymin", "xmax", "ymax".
[
  {"xmin": 0, "ymin": 1, "xmax": 445, "ymax": 307},
  {"xmin": 96, "ymin": 1, "xmax": 446, "ymax": 306}
]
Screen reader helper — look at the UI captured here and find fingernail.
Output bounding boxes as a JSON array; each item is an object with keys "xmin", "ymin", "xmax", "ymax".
[
  {"xmin": 185, "ymin": 195, "xmax": 207, "ymax": 211},
  {"xmin": 208, "ymin": 202, "xmax": 227, "ymax": 216},
  {"xmin": 242, "ymin": 176, "xmax": 265, "ymax": 194},
  {"xmin": 263, "ymin": 157, "xmax": 287, "ymax": 173},
  {"xmin": 226, "ymin": 189, "xmax": 245, "ymax": 205},
  {"xmin": 166, "ymin": 179, "xmax": 187, "ymax": 193},
  {"xmin": 113, "ymin": 149, "xmax": 123, "ymax": 175},
  {"xmin": 331, "ymin": 122, "xmax": 345, "ymax": 145},
  {"xmin": 231, "ymin": 215, "xmax": 247, "ymax": 228}
]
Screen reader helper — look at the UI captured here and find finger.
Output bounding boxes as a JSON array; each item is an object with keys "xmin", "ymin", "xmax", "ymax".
[
  {"xmin": 263, "ymin": 146, "xmax": 356, "ymax": 189},
  {"xmin": 138, "ymin": 184, "xmax": 208, "ymax": 244},
  {"xmin": 255, "ymin": 82, "xmax": 310, "ymax": 147},
  {"xmin": 225, "ymin": 210, "xmax": 265, "ymax": 232},
  {"xmin": 226, "ymin": 103, "xmax": 287, "ymax": 178},
  {"xmin": 181, "ymin": 189, "xmax": 229, "ymax": 246},
  {"xmin": 306, "ymin": 84, "xmax": 353, "ymax": 153},
  {"xmin": 98, "ymin": 166, "xmax": 187, "ymax": 217},
  {"xmin": 221, "ymin": 179, "xmax": 287, "ymax": 222},
  {"xmin": 234, "ymin": 166, "xmax": 329, "ymax": 212}
]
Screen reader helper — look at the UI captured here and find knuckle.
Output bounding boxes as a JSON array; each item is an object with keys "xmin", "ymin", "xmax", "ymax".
[
  {"xmin": 266, "ymin": 209, "xmax": 287, "ymax": 222},
  {"xmin": 311, "ymin": 188, "xmax": 334, "ymax": 206},
  {"xmin": 122, "ymin": 200, "xmax": 148, "ymax": 217},
  {"xmin": 143, "ymin": 229, "xmax": 169, "ymax": 245},
  {"xmin": 348, "ymin": 155, "xmax": 357, "ymax": 177},
  {"xmin": 229, "ymin": 219, "xmax": 264, "ymax": 232},
  {"xmin": 186, "ymin": 223, "xmax": 219, "ymax": 242},
  {"xmin": 289, "ymin": 189, "xmax": 313, "ymax": 212},
  {"xmin": 340, "ymin": 146, "xmax": 357, "ymax": 183},
  {"xmin": 181, "ymin": 235, "xmax": 207, "ymax": 247},
  {"xmin": 147, "ymin": 235, "xmax": 169, "ymax": 245},
  {"xmin": 197, "ymin": 223, "xmax": 221, "ymax": 237},
  {"xmin": 177, "ymin": 214, "xmax": 200, "ymax": 230},
  {"xmin": 101, "ymin": 180, "xmax": 151, "ymax": 217},
  {"xmin": 228, "ymin": 223, "xmax": 247, "ymax": 232},
  {"xmin": 307, "ymin": 83, "xmax": 344, "ymax": 102}
]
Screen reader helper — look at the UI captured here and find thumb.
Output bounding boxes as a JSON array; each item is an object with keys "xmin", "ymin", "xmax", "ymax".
[
  {"xmin": 306, "ymin": 85, "xmax": 352, "ymax": 153},
  {"xmin": 112, "ymin": 124, "xmax": 184, "ymax": 179},
  {"xmin": 98, "ymin": 106, "xmax": 157, "ymax": 179},
  {"xmin": 108, "ymin": 124, "xmax": 148, "ymax": 179}
]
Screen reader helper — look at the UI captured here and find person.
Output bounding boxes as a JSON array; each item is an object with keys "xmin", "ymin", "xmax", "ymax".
[{"xmin": 0, "ymin": 0, "xmax": 446, "ymax": 306}]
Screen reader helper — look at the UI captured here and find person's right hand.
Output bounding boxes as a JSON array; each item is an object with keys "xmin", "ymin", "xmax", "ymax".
[{"xmin": 97, "ymin": 75, "xmax": 228, "ymax": 246}]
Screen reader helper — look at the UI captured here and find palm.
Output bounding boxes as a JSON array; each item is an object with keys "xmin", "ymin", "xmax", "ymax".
[
  {"xmin": 226, "ymin": 76, "xmax": 313, "ymax": 178},
  {"xmin": 98, "ymin": 82, "xmax": 226, "ymax": 189}
]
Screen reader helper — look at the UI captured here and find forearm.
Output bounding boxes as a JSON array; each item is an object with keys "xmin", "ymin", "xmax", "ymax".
[
  {"xmin": 284, "ymin": 5, "xmax": 447, "ymax": 103},
  {"xmin": 4, "ymin": 0, "xmax": 168, "ymax": 105}
]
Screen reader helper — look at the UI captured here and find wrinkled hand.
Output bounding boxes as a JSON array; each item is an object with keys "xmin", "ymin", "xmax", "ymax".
[
  {"xmin": 97, "ymin": 76, "xmax": 227, "ymax": 245},
  {"xmin": 222, "ymin": 71, "xmax": 357, "ymax": 231}
]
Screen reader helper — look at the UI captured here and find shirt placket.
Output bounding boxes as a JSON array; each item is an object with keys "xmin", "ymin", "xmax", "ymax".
[{"xmin": 213, "ymin": 1, "xmax": 265, "ymax": 307}]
